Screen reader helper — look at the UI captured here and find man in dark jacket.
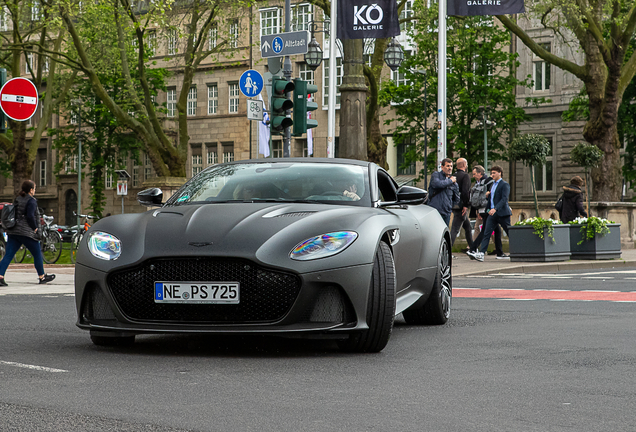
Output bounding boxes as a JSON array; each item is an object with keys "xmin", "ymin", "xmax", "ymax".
[
  {"xmin": 450, "ymin": 158, "xmax": 473, "ymax": 249},
  {"xmin": 560, "ymin": 175, "xmax": 588, "ymax": 223},
  {"xmin": 428, "ymin": 158, "xmax": 459, "ymax": 226},
  {"xmin": 466, "ymin": 165, "xmax": 504, "ymax": 257},
  {"xmin": 467, "ymin": 165, "xmax": 511, "ymax": 262}
]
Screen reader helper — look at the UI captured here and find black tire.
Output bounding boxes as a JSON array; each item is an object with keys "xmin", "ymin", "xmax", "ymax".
[
  {"xmin": 403, "ymin": 238, "xmax": 452, "ymax": 325},
  {"xmin": 90, "ymin": 333, "xmax": 135, "ymax": 347},
  {"xmin": 13, "ymin": 245, "xmax": 26, "ymax": 263},
  {"xmin": 338, "ymin": 241, "xmax": 396, "ymax": 353},
  {"xmin": 42, "ymin": 231, "xmax": 62, "ymax": 264}
]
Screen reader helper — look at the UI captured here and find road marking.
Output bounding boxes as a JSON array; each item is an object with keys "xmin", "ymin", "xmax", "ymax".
[
  {"xmin": 0, "ymin": 360, "xmax": 68, "ymax": 373},
  {"xmin": 454, "ymin": 288, "xmax": 636, "ymax": 302},
  {"xmin": 581, "ymin": 276, "xmax": 614, "ymax": 279}
]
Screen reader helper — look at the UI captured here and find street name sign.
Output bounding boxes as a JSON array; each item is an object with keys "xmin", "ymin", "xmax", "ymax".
[
  {"xmin": 239, "ymin": 70, "xmax": 263, "ymax": 97},
  {"xmin": 260, "ymin": 31, "xmax": 309, "ymax": 58},
  {"xmin": 0, "ymin": 77, "xmax": 38, "ymax": 121}
]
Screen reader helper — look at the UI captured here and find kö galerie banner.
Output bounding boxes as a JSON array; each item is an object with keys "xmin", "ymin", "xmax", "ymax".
[
  {"xmin": 337, "ymin": 0, "xmax": 400, "ymax": 40},
  {"xmin": 447, "ymin": 0, "xmax": 525, "ymax": 16}
]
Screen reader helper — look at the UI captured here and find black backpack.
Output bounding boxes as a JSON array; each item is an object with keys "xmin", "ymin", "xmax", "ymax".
[
  {"xmin": 555, "ymin": 193, "xmax": 564, "ymax": 213},
  {"xmin": 1, "ymin": 199, "xmax": 18, "ymax": 229}
]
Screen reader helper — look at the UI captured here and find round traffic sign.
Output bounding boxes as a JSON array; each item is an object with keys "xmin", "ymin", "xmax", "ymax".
[
  {"xmin": 0, "ymin": 77, "xmax": 39, "ymax": 121},
  {"xmin": 239, "ymin": 70, "xmax": 264, "ymax": 97}
]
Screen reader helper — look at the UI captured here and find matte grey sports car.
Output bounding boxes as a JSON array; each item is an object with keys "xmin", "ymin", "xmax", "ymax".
[{"xmin": 75, "ymin": 158, "xmax": 452, "ymax": 352}]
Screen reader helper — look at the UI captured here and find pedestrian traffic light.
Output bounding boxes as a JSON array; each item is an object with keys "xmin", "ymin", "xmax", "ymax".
[
  {"xmin": 0, "ymin": 68, "xmax": 6, "ymax": 133},
  {"xmin": 270, "ymin": 76, "xmax": 294, "ymax": 135},
  {"xmin": 292, "ymin": 79, "xmax": 318, "ymax": 136}
]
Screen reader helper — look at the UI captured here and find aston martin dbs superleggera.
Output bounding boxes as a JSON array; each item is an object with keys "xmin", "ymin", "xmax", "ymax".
[{"xmin": 75, "ymin": 158, "xmax": 452, "ymax": 352}]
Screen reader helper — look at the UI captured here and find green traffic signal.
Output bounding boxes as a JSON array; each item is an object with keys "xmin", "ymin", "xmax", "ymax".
[
  {"xmin": 270, "ymin": 76, "xmax": 294, "ymax": 134},
  {"xmin": 292, "ymin": 79, "xmax": 318, "ymax": 136},
  {"xmin": 0, "ymin": 68, "xmax": 6, "ymax": 133}
]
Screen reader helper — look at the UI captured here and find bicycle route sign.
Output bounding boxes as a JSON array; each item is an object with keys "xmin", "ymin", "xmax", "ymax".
[
  {"xmin": 0, "ymin": 77, "xmax": 38, "ymax": 121},
  {"xmin": 239, "ymin": 70, "xmax": 263, "ymax": 97},
  {"xmin": 260, "ymin": 31, "xmax": 309, "ymax": 58}
]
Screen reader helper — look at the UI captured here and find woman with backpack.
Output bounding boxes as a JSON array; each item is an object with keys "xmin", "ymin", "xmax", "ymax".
[
  {"xmin": 559, "ymin": 175, "xmax": 588, "ymax": 223},
  {"xmin": 0, "ymin": 180, "xmax": 55, "ymax": 287}
]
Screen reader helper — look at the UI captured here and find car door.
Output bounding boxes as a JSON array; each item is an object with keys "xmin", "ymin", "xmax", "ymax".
[{"xmin": 376, "ymin": 169, "xmax": 423, "ymax": 293}]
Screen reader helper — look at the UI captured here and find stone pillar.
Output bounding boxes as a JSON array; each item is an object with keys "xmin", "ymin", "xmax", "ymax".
[{"xmin": 339, "ymin": 39, "xmax": 368, "ymax": 161}]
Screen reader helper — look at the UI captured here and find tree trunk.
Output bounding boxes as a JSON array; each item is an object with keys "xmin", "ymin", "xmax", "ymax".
[
  {"xmin": 530, "ymin": 168, "xmax": 539, "ymax": 217},
  {"xmin": 9, "ymin": 120, "xmax": 33, "ymax": 195}
]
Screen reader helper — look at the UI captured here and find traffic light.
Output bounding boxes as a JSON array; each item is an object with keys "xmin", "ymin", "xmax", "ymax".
[
  {"xmin": 0, "ymin": 68, "xmax": 6, "ymax": 133},
  {"xmin": 292, "ymin": 79, "xmax": 318, "ymax": 136},
  {"xmin": 270, "ymin": 76, "xmax": 294, "ymax": 135}
]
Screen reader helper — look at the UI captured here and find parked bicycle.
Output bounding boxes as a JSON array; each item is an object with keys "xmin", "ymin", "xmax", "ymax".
[
  {"xmin": 13, "ymin": 214, "xmax": 63, "ymax": 264},
  {"xmin": 71, "ymin": 213, "xmax": 98, "ymax": 263}
]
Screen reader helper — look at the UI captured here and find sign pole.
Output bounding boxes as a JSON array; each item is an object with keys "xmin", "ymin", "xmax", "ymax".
[
  {"xmin": 327, "ymin": 0, "xmax": 337, "ymax": 158},
  {"xmin": 437, "ymin": 0, "xmax": 447, "ymax": 169},
  {"xmin": 283, "ymin": 0, "xmax": 292, "ymax": 158}
]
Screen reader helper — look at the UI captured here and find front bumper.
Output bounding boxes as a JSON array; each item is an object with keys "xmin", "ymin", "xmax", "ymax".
[{"xmin": 75, "ymin": 258, "xmax": 374, "ymax": 337}]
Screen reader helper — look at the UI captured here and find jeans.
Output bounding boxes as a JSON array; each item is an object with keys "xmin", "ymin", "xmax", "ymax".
[
  {"xmin": 0, "ymin": 235, "xmax": 44, "ymax": 277},
  {"xmin": 471, "ymin": 212, "xmax": 503, "ymax": 255},
  {"xmin": 479, "ymin": 213, "xmax": 511, "ymax": 254},
  {"xmin": 439, "ymin": 212, "xmax": 451, "ymax": 227},
  {"xmin": 450, "ymin": 208, "xmax": 474, "ymax": 249}
]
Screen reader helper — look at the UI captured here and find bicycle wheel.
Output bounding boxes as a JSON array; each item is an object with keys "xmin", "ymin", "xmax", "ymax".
[
  {"xmin": 13, "ymin": 244, "xmax": 27, "ymax": 263},
  {"xmin": 71, "ymin": 232, "xmax": 83, "ymax": 264},
  {"xmin": 0, "ymin": 238, "xmax": 5, "ymax": 261},
  {"xmin": 42, "ymin": 231, "xmax": 63, "ymax": 264}
]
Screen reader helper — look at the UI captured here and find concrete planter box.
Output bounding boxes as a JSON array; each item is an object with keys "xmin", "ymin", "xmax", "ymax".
[
  {"xmin": 569, "ymin": 223, "xmax": 622, "ymax": 260},
  {"xmin": 509, "ymin": 224, "xmax": 571, "ymax": 262}
]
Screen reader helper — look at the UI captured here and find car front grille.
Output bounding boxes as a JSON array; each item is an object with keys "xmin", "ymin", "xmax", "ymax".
[{"xmin": 106, "ymin": 257, "xmax": 301, "ymax": 323}]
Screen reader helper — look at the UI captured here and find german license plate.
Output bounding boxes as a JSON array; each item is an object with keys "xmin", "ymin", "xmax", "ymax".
[{"xmin": 154, "ymin": 282, "xmax": 240, "ymax": 304}]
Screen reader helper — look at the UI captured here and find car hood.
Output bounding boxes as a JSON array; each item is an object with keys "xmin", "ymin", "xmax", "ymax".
[{"xmin": 77, "ymin": 203, "xmax": 396, "ymax": 274}]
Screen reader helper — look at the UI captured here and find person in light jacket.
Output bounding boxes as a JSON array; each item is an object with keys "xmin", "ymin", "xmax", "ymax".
[
  {"xmin": 427, "ymin": 158, "xmax": 459, "ymax": 226},
  {"xmin": 0, "ymin": 180, "xmax": 55, "ymax": 287}
]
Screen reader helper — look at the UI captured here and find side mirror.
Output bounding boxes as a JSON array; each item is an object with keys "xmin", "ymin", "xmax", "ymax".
[
  {"xmin": 137, "ymin": 188, "xmax": 163, "ymax": 206},
  {"xmin": 397, "ymin": 185, "xmax": 427, "ymax": 205}
]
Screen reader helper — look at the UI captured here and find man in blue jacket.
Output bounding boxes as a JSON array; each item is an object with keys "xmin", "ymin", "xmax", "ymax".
[
  {"xmin": 467, "ymin": 165, "xmax": 511, "ymax": 262},
  {"xmin": 428, "ymin": 158, "xmax": 459, "ymax": 226}
]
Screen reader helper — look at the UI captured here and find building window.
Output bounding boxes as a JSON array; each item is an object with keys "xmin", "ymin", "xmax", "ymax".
[
  {"xmin": 260, "ymin": 8, "xmax": 280, "ymax": 37},
  {"xmin": 534, "ymin": 43, "xmax": 551, "ymax": 91},
  {"xmin": 322, "ymin": 57, "xmax": 343, "ymax": 106},
  {"xmin": 229, "ymin": 82, "xmax": 239, "ymax": 113},
  {"xmin": 222, "ymin": 143, "xmax": 234, "ymax": 162},
  {"xmin": 272, "ymin": 140, "xmax": 283, "ymax": 158},
  {"xmin": 133, "ymin": 165, "xmax": 140, "ymax": 187},
  {"xmin": 147, "ymin": 30, "xmax": 156, "ymax": 56},
  {"xmin": 187, "ymin": 86, "xmax": 197, "ymax": 116},
  {"xmin": 65, "ymin": 155, "xmax": 78, "ymax": 173},
  {"xmin": 39, "ymin": 160, "xmax": 46, "ymax": 186},
  {"xmin": 167, "ymin": 28, "xmax": 178, "ymax": 55},
  {"xmin": 397, "ymin": 135, "xmax": 416, "ymax": 175},
  {"xmin": 299, "ymin": 63, "xmax": 315, "ymax": 85},
  {"xmin": 26, "ymin": 50, "xmax": 34, "ymax": 72},
  {"xmin": 533, "ymin": 136, "xmax": 553, "ymax": 192},
  {"xmin": 167, "ymin": 88, "xmax": 176, "ymax": 117},
  {"xmin": 229, "ymin": 19, "xmax": 239, "ymax": 48},
  {"xmin": 105, "ymin": 170, "xmax": 113, "ymax": 189},
  {"xmin": 209, "ymin": 24, "xmax": 217, "ymax": 49},
  {"xmin": 207, "ymin": 148, "xmax": 218, "ymax": 165},
  {"xmin": 399, "ymin": 0, "xmax": 414, "ymax": 32},
  {"xmin": 42, "ymin": 58, "xmax": 49, "ymax": 73},
  {"xmin": 207, "ymin": 84, "xmax": 218, "ymax": 114},
  {"xmin": 31, "ymin": 1, "xmax": 40, "ymax": 21},
  {"xmin": 291, "ymin": 4, "xmax": 312, "ymax": 32},
  {"xmin": 144, "ymin": 153, "xmax": 153, "ymax": 180},
  {"xmin": 192, "ymin": 154, "xmax": 202, "ymax": 177},
  {"xmin": 0, "ymin": 7, "xmax": 7, "ymax": 31}
]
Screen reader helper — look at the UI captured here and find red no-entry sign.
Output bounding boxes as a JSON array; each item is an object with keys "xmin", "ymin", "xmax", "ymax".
[{"xmin": 0, "ymin": 77, "xmax": 39, "ymax": 121}]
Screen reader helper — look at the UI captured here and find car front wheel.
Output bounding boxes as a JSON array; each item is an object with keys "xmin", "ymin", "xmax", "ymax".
[{"xmin": 338, "ymin": 241, "xmax": 396, "ymax": 353}]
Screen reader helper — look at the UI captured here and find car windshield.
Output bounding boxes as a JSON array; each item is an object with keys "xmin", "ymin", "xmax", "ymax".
[{"xmin": 166, "ymin": 162, "xmax": 371, "ymax": 207}]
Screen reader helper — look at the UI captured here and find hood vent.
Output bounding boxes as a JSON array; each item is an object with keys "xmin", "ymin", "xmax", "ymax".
[{"xmin": 274, "ymin": 211, "xmax": 317, "ymax": 218}]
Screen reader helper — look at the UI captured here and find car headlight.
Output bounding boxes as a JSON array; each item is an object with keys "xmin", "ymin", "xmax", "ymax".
[
  {"xmin": 290, "ymin": 231, "xmax": 358, "ymax": 261},
  {"xmin": 87, "ymin": 231, "xmax": 122, "ymax": 260}
]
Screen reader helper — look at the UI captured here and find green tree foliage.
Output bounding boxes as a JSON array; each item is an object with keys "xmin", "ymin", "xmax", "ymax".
[
  {"xmin": 380, "ymin": 4, "xmax": 541, "ymax": 179},
  {"xmin": 509, "ymin": 134, "xmax": 551, "ymax": 216}
]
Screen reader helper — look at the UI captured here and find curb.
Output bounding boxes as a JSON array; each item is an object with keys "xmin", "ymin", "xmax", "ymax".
[{"xmin": 455, "ymin": 259, "xmax": 636, "ymax": 277}]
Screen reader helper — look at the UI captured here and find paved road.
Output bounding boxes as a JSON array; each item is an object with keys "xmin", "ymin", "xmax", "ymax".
[{"xmin": 1, "ymin": 268, "xmax": 635, "ymax": 431}]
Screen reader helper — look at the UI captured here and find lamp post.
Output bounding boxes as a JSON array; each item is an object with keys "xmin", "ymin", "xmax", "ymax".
[{"xmin": 72, "ymin": 99, "xmax": 82, "ymax": 230}]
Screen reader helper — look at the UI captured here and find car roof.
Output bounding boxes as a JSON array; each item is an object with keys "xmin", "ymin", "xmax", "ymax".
[{"xmin": 221, "ymin": 158, "xmax": 374, "ymax": 168}]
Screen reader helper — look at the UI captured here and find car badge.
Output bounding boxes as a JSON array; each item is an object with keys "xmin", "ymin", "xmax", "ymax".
[{"xmin": 189, "ymin": 241, "xmax": 214, "ymax": 247}]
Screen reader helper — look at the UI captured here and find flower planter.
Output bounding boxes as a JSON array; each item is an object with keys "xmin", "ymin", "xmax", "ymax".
[
  {"xmin": 508, "ymin": 224, "xmax": 571, "ymax": 262},
  {"xmin": 569, "ymin": 223, "xmax": 622, "ymax": 260}
]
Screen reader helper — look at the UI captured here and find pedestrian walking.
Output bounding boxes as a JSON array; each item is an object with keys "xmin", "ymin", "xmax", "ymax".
[
  {"xmin": 466, "ymin": 165, "xmax": 504, "ymax": 258},
  {"xmin": 428, "ymin": 158, "xmax": 460, "ymax": 226},
  {"xmin": 559, "ymin": 176, "xmax": 588, "ymax": 223},
  {"xmin": 0, "ymin": 180, "xmax": 56, "ymax": 287},
  {"xmin": 450, "ymin": 158, "xmax": 473, "ymax": 250},
  {"xmin": 466, "ymin": 165, "xmax": 511, "ymax": 262}
]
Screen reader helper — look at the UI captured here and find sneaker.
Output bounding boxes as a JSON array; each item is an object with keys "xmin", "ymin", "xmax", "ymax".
[
  {"xmin": 0, "ymin": 278, "xmax": 7, "ymax": 287},
  {"xmin": 496, "ymin": 254, "xmax": 510, "ymax": 260},
  {"xmin": 466, "ymin": 250, "xmax": 477, "ymax": 260},
  {"xmin": 39, "ymin": 274, "xmax": 56, "ymax": 284},
  {"xmin": 487, "ymin": 250, "xmax": 498, "ymax": 256},
  {"xmin": 474, "ymin": 252, "xmax": 485, "ymax": 262}
]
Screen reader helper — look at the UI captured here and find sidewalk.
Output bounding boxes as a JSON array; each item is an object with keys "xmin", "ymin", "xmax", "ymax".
[{"xmin": 453, "ymin": 248, "xmax": 636, "ymax": 276}]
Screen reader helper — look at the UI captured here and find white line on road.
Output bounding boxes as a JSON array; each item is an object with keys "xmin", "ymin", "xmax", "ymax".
[{"xmin": 0, "ymin": 360, "xmax": 68, "ymax": 373}]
